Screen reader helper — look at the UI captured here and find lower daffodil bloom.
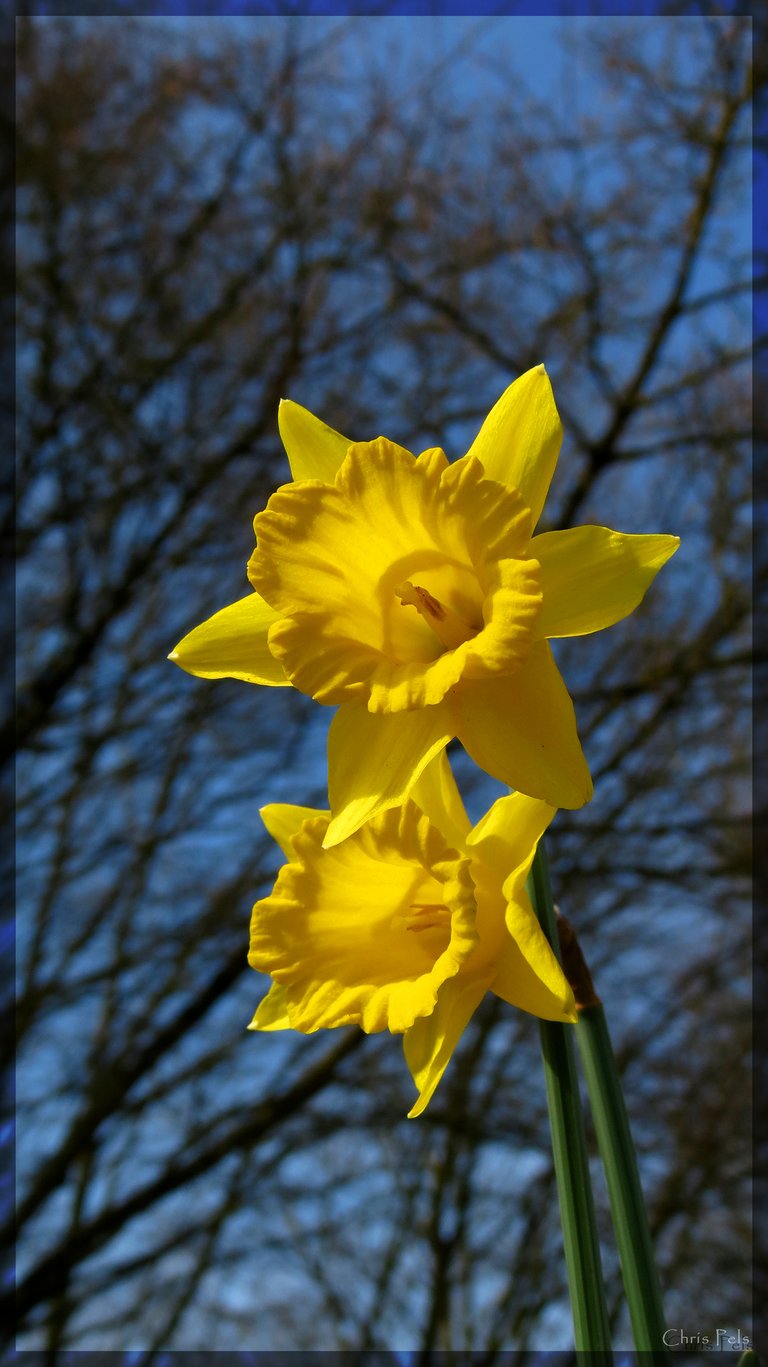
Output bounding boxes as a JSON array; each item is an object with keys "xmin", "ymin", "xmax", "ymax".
[
  {"xmin": 170, "ymin": 365, "xmax": 679, "ymax": 845},
  {"xmin": 248, "ymin": 753, "xmax": 577, "ymax": 1116}
]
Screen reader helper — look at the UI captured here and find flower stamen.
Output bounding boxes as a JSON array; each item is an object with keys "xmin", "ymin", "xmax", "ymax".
[
  {"xmin": 396, "ymin": 581, "xmax": 479, "ymax": 651},
  {"xmin": 405, "ymin": 901, "xmax": 451, "ymax": 933}
]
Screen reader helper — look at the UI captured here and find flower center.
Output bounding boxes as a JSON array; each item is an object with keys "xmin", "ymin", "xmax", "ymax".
[
  {"xmin": 403, "ymin": 901, "xmax": 452, "ymax": 934},
  {"xmin": 395, "ymin": 581, "xmax": 479, "ymax": 651}
]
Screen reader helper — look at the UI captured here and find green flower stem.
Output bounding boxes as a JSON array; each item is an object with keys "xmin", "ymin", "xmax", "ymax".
[
  {"xmin": 527, "ymin": 843, "xmax": 613, "ymax": 1357},
  {"xmin": 575, "ymin": 1001, "xmax": 670, "ymax": 1359}
]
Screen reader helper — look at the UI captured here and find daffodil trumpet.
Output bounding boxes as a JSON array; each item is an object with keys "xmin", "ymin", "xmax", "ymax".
[
  {"xmin": 170, "ymin": 365, "xmax": 679, "ymax": 845},
  {"xmin": 247, "ymin": 752, "xmax": 577, "ymax": 1117}
]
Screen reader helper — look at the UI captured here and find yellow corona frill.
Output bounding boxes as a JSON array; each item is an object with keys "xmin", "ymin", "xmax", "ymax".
[
  {"xmin": 248, "ymin": 753, "xmax": 577, "ymax": 1116},
  {"xmin": 170, "ymin": 366, "xmax": 679, "ymax": 845}
]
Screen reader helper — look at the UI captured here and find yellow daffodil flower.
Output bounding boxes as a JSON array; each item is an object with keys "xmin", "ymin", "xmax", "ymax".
[
  {"xmin": 170, "ymin": 366, "xmax": 679, "ymax": 845},
  {"xmin": 248, "ymin": 753, "xmax": 577, "ymax": 1116}
]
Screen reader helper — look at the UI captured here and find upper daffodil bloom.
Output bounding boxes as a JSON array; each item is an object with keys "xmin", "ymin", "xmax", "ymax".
[
  {"xmin": 248, "ymin": 753, "xmax": 577, "ymax": 1117},
  {"xmin": 170, "ymin": 366, "xmax": 679, "ymax": 845}
]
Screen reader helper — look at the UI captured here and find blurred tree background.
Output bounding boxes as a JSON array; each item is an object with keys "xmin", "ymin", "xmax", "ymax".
[{"xmin": 10, "ymin": 12, "xmax": 756, "ymax": 1356}]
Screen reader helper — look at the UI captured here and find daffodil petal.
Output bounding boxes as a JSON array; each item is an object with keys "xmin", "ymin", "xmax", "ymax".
[
  {"xmin": 169, "ymin": 593, "xmax": 288, "ymax": 685},
  {"xmin": 451, "ymin": 642, "xmax": 593, "ymax": 809},
  {"xmin": 260, "ymin": 803, "xmax": 329, "ymax": 860},
  {"xmin": 404, "ymin": 973, "xmax": 490, "ymax": 1117},
  {"xmin": 491, "ymin": 899, "xmax": 577, "ymax": 1022},
  {"xmin": 249, "ymin": 807, "xmax": 478, "ymax": 1036},
  {"xmin": 532, "ymin": 525, "xmax": 681, "ymax": 639},
  {"xmin": 463, "ymin": 364, "xmax": 562, "ymax": 526},
  {"xmin": 278, "ymin": 398, "xmax": 351, "ymax": 483},
  {"xmin": 466, "ymin": 791, "xmax": 556, "ymax": 891},
  {"xmin": 248, "ymin": 981, "xmax": 292, "ymax": 1031},
  {"xmin": 325, "ymin": 703, "xmax": 454, "ymax": 848},
  {"xmin": 410, "ymin": 751, "xmax": 472, "ymax": 851}
]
